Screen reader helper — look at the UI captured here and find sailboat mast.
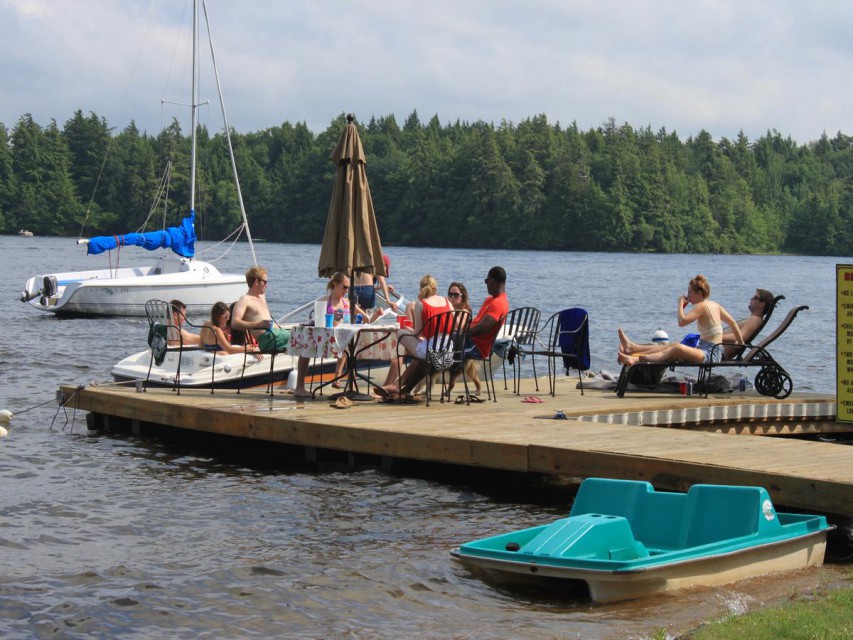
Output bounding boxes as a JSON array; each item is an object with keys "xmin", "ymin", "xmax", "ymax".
[
  {"xmin": 201, "ymin": 0, "xmax": 258, "ymax": 266},
  {"xmin": 189, "ymin": 0, "xmax": 199, "ymax": 214}
]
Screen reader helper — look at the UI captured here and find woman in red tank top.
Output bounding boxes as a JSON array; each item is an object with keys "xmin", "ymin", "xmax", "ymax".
[{"xmin": 378, "ymin": 275, "xmax": 456, "ymax": 396}]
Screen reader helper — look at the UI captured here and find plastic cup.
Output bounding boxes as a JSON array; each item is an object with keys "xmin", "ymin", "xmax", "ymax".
[
  {"xmin": 397, "ymin": 315, "xmax": 405, "ymax": 328},
  {"xmin": 325, "ymin": 313, "xmax": 334, "ymax": 328}
]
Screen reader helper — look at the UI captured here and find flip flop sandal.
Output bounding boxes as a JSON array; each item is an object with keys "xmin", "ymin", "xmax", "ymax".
[
  {"xmin": 333, "ymin": 396, "xmax": 353, "ymax": 409},
  {"xmin": 521, "ymin": 396, "xmax": 543, "ymax": 403},
  {"xmin": 552, "ymin": 410, "xmax": 568, "ymax": 420},
  {"xmin": 372, "ymin": 386, "xmax": 391, "ymax": 399}
]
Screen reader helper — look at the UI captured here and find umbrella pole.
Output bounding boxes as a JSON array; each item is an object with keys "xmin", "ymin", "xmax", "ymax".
[{"xmin": 349, "ymin": 268, "xmax": 357, "ymax": 393}]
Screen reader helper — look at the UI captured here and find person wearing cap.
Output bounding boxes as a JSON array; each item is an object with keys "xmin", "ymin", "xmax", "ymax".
[
  {"xmin": 618, "ymin": 288, "xmax": 775, "ymax": 360},
  {"xmin": 353, "ymin": 254, "xmax": 397, "ymax": 313}
]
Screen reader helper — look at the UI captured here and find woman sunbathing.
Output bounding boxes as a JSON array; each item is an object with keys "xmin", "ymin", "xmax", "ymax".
[{"xmin": 617, "ymin": 275, "xmax": 743, "ymax": 366}]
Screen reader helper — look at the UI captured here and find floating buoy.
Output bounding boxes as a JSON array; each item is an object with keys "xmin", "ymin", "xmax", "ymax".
[
  {"xmin": 0, "ymin": 409, "xmax": 12, "ymax": 424},
  {"xmin": 0, "ymin": 426, "xmax": 7, "ymax": 437},
  {"xmin": 652, "ymin": 329, "xmax": 669, "ymax": 344}
]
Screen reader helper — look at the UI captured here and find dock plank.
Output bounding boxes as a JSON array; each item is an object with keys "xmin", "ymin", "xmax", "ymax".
[{"xmin": 60, "ymin": 381, "xmax": 853, "ymax": 515}]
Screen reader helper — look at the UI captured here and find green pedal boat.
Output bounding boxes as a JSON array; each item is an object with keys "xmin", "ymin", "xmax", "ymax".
[{"xmin": 452, "ymin": 478, "xmax": 832, "ymax": 603}]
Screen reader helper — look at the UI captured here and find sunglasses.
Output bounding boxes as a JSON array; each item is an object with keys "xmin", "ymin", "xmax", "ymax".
[
  {"xmin": 448, "ymin": 292, "xmax": 462, "ymax": 298},
  {"xmin": 258, "ymin": 278, "xmax": 268, "ymax": 285}
]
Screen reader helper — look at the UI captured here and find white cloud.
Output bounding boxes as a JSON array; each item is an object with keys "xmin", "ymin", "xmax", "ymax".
[{"xmin": 1, "ymin": 0, "xmax": 852, "ymax": 144}]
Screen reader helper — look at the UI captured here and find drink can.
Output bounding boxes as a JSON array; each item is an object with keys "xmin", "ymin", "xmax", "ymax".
[
  {"xmin": 739, "ymin": 378, "xmax": 747, "ymax": 392},
  {"xmin": 355, "ymin": 313, "xmax": 363, "ymax": 324},
  {"xmin": 687, "ymin": 382, "xmax": 693, "ymax": 396},
  {"xmin": 679, "ymin": 382, "xmax": 687, "ymax": 395}
]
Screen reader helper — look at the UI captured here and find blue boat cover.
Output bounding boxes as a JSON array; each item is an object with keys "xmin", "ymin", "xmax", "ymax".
[
  {"xmin": 86, "ymin": 212, "xmax": 196, "ymax": 258},
  {"xmin": 558, "ymin": 308, "xmax": 590, "ymax": 372}
]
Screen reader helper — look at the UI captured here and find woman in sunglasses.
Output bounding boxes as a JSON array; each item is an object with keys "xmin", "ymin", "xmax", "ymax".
[
  {"xmin": 325, "ymin": 272, "xmax": 370, "ymax": 387},
  {"xmin": 446, "ymin": 282, "xmax": 481, "ymax": 396}
]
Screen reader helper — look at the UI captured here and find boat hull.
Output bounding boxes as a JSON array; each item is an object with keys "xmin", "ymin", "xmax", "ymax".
[
  {"xmin": 453, "ymin": 530, "xmax": 827, "ymax": 603},
  {"xmin": 22, "ymin": 258, "xmax": 246, "ymax": 317},
  {"xmin": 112, "ymin": 347, "xmax": 389, "ymax": 391},
  {"xmin": 452, "ymin": 478, "xmax": 832, "ymax": 603}
]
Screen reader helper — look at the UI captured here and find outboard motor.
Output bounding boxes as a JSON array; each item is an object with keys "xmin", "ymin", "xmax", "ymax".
[
  {"xmin": 20, "ymin": 287, "xmax": 40, "ymax": 302},
  {"xmin": 42, "ymin": 275, "xmax": 58, "ymax": 298},
  {"xmin": 20, "ymin": 276, "xmax": 53, "ymax": 303}
]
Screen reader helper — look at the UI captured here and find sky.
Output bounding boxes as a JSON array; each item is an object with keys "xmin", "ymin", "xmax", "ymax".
[{"xmin": 1, "ymin": 0, "xmax": 851, "ymax": 145}]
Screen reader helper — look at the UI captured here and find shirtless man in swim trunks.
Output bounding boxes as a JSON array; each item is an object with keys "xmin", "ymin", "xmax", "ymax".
[{"xmin": 230, "ymin": 266, "xmax": 290, "ymax": 353}]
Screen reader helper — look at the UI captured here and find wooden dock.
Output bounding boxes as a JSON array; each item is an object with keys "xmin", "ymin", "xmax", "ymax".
[{"xmin": 60, "ymin": 377, "xmax": 853, "ymax": 516}]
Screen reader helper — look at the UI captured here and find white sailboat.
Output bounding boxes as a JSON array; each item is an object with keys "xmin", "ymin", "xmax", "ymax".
[{"xmin": 19, "ymin": 0, "xmax": 255, "ymax": 317}]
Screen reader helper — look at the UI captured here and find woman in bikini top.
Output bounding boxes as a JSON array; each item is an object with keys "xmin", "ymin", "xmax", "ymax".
[
  {"xmin": 618, "ymin": 275, "xmax": 743, "ymax": 367},
  {"xmin": 200, "ymin": 301, "xmax": 261, "ymax": 356}
]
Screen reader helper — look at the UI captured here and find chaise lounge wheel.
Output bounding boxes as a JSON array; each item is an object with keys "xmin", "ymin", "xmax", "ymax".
[
  {"xmin": 773, "ymin": 371, "xmax": 793, "ymax": 399},
  {"xmin": 754, "ymin": 366, "xmax": 792, "ymax": 399}
]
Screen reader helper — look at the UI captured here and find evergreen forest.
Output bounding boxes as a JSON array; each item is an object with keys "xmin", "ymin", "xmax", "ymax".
[{"xmin": 1, "ymin": 109, "xmax": 852, "ymax": 255}]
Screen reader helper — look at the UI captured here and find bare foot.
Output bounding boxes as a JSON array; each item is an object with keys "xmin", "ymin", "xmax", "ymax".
[
  {"xmin": 617, "ymin": 350, "xmax": 640, "ymax": 366},
  {"xmin": 617, "ymin": 328, "xmax": 637, "ymax": 354}
]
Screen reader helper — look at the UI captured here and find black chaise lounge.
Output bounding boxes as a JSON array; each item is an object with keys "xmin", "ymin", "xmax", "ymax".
[{"xmin": 616, "ymin": 299, "xmax": 807, "ymax": 400}]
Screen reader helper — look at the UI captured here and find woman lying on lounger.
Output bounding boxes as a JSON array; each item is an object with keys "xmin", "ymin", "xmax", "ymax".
[{"xmin": 617, "ymin": 275, "xmax": 743, "ymax": 366}]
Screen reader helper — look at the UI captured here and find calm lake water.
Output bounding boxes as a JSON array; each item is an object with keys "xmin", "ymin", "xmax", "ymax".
[{"xmin": 0, "ymin": 236, "xmax": 849, "ymax": 639}]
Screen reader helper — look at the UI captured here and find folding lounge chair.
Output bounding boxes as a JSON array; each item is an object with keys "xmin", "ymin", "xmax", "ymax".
[
  {"xmin": 694, "ymin": 304, "xmax": 809, "ymax": 399},
  {"xmin": 616, "ymin": 301, "xmax": 806, "ymax": 399},
  {"xmin": 618, "ymin": 295, "xmax": 785, "ymax": 392}
]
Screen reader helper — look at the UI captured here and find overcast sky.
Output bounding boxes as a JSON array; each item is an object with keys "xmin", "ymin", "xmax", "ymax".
[{"xmin": 1, "ymin": 0, "xmax": 850, "ymax": 145}]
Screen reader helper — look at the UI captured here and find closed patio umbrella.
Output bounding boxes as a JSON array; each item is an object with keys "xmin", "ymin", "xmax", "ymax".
[
  {"xmin": 318, "ymin": 114, "xmax": 386, "ymax": 281},
  {"xmin": 317, "ymin": 114, "xmax": 387, "ymax": 400}
]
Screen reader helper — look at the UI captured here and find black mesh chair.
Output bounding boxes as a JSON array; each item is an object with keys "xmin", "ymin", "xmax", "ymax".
[
  {"xmin": 526, "ymin": 308, "xmax": 590, "ymax": 396},
  {"xmin": 460, "ymin": 314, "xmax": 508, "ymax": 403},
  {"xmin": 143, "ymin": 299, "xmax": 201, "ymax": 395},
  {"xmin": 397, "ymin": 309, "xmax": 471, "ymax": 406},
  {"xmin": 500, "ymin": 307, "xmax": 542, "ymax": 394}
]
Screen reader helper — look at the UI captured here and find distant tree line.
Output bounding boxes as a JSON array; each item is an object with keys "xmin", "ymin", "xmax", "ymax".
[{"xmin": 1, "ymin": 109, "xmax": 852, "ymax": 255}]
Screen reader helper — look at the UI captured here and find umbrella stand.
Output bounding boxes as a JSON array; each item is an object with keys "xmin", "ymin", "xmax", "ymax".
[{"xmin": 331, "ymin": 272, "xmax": 373, "ymax": 402}]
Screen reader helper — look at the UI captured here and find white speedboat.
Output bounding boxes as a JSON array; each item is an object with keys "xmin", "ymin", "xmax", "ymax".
[
  {"xmin": 19, "ymin": 0, "xmax": 255, "ymax": 318},
  {"xmin": 111, "ymin": 300, "xmax": 395, "ymax": 392},
  {"xmin": 111, "ymin": 333, "xmax": 331, "ymax": 391}
]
